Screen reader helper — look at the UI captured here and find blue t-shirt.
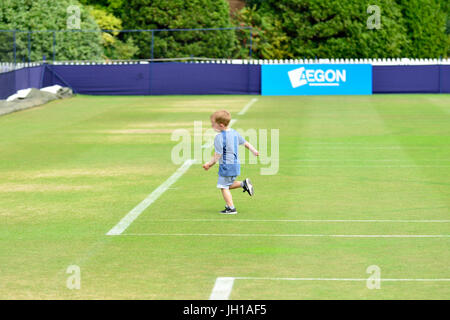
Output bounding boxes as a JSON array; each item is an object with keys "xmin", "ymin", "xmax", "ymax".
[{"xmin": 214, "ymin": 129, "xmax": 246, "ymax": 177}]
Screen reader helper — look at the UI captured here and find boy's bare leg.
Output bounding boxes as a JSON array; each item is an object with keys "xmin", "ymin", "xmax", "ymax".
[
  {"xmin": 229, "ymin": 181, "xmax": 242, "ymax": 190},
  {"xmin": 221, "ymin": 188, "xmax": 234, "ymax": 208}
]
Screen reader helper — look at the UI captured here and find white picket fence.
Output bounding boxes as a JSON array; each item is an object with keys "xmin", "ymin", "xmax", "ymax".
[
  {"xmin": 0, "ymin": 62, "xmax": 41, "ymax": 73},
  {"xmin": 188, "ymin": 58, "xmax": 450, "ymax": 66},
  {"xmin": 2, "ymin": 58, "xmax": 450, "ymax": 73}
]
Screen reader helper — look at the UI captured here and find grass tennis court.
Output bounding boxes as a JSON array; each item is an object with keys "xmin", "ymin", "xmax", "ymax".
[{"xmin": 0, "ymin": 94, "xmax": 449, "ymax": 299}]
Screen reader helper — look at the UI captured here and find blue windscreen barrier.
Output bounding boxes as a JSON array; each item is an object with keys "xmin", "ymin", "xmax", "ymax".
[
  {"xmin": 1, "ymin": 63, "xmax": 261, "ymax": 98},
  {"xmin": 441, "ymin": 66, "xmax": 450, "ymax": 93},
  {"xmin": 149, "ymin": 64, "xmax": 260, "ymax": 95},
  {"xmin": 372, "ymin": 65, "xmax": 448, "ymax": 93},
  {"xmin": 0, "ymin": 70, "xmax": 16, "ymax": 99},
  {"xmin": 45, "ymin": 65, "xmax": 150, "ymax": 95},
  {"xmin": 2, "ymin": 63, "xmax": 450, "ymax": 100},
  {"xmin": 15, "ymin": 66, "xmax": 44, "ymax": 91},
  {"xmin": 261, "ymin": 64, "xmax": 372, "ymax": 95},
  {"xmin": 0, "ymin": 66, "xmax": 44, "ymax": 99},
  {"xmin": 43, "ymin": 64, "xmax": 261, "ymax": 96}
]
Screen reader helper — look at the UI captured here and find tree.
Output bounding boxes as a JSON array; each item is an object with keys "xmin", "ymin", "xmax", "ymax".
[
  {"xmin": 121, "ymin": 0, "xmax": 236, "ymax": 59},
  {"xmin": 88, "ymin": 6, "xmax": 138, "ymax": 60},
  {"xmin": 78, "ymin": 0, "xmax": 125, "ymax": 16},
  {"xmin": 396, "ymin": 0, "xmax": 448, "ymax": 58},
  {"xmin": 0, "ymin": 0, "xmax": 103, "ymax": 62},
  {"xmin": 247, "ymin": 0, "xmax": 410, "ymax": 59},
  {"xmin": 232, "ymin": 6, "xmax": 291, "ymax": 59},
  {"xmin": 445, "ymin": 0, "xmax": 450, "ymax": 56}
]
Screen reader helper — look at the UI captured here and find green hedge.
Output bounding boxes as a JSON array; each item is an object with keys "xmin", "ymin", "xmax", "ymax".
[
  {"xmin": 121, "ymin": 0, "xmax": 236, "ymax": 59},
  {"xmin": 236, "ymin": 0, "xmax": 448, "ymax": 59},
  {"xmin": 1, "ymin": 0, "xmax": 447, "ymax": 61},
  {"xmin": 0, "ymin": 0, "xmax": 103, "ymax": 62}
]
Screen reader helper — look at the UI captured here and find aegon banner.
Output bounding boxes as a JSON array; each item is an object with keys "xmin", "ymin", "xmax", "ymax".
[{"xmin": 262, "ymin": 64, "xmax": 372, "ymax": 95}]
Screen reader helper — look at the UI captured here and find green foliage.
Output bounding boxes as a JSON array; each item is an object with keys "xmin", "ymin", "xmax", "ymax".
[
  {"xmin": 90, "ymin": 7, "xmax": 122, "ymax": 43},
  {"xmin": 0, "ymin": 0, "xmax": 103, "ymax": 62},
  {"xmin": 240, "ymin": 0, "xmax": 410, "ymax": 59},
  {"xmin": 244, "ymin": 0, "xmax": 264, "ymax": 9},
  {"xmin": 396, "ymin": 0, "xmax": 448, "ymax": 58},
  {"xmin": 236, "ymin": 0, "xmax": 448, "ymax": 59},
  {"xmin": 445, "ymin": 1, "xmax": 450, "ymax": 58},
  {"xmin": 232, "ymin": 6, "xmax": 290, "ymax": 59},
  {"xmin": 104, "ymin": 37, "xmax": 139, "ymax": 60},
  {"xmin": 89, "ymin": 6, "xmax": 138, "ymax": 60},
  {"xmin": 79, "ymin": 0, "xmax": 110, "ymax": 6},
  {"xmin": 78, "ymin": 0, "xmax": 125, "ymax": 16},
  {"xmin": 121, "ymin": 0, "xmax": 236, "ymax": 59},
  {"xmin": 1, "ymin": 0, "xmax": 448, "ymax": 61}
]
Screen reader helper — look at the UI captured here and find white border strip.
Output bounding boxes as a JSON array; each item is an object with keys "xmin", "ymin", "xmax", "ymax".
[
  {"xmin": 122, "ymin": 233, "xmax": 450, "ymax": 238},
  {"xmin": 146, "ymin": 219, "xmax": 450, "ymax": 223},
  {"xmin": 210, "ymin": 276, "xmax": 450, "ymax": 300},
  {"xmin": 106, "ymin": 159, "xmax": 196, "ymax": 236},
  {"xmin": 238, "ymin": 98, "xmax": 258, "ymax": 115},
  {"xmin": 292, "ymin": 159, "xmax": 450, "ymax": 162},
  {"xmin": 234, "ymin": 277, "xmax": 450, "ymax": 282},
  {"xmin": 284, "ymin": 165, "xmax": 450, "ymax": 168},
  {"xmin": 209, "ymin": 277, "xmax": 235, "ymax": 300}
]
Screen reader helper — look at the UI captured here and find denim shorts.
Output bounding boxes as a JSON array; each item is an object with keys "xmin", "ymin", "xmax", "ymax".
[{"xmin": 217, "ymin": 175, "xmax": 237, "ymax": 189}]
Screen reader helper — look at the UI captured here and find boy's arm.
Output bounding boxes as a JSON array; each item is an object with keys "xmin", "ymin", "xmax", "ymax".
[
  {"xmin": 203, "ymin": 152, "xmax": 222, "ymax": 170},
  {"xmin": 244, "ymin": 141, "xmax": 259, "ymax": 156}
]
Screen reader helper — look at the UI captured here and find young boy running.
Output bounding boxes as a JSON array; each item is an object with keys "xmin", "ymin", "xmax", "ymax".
[{"xmin": 203, "ymin": 110, "xmax": 259, "ymax": 214}]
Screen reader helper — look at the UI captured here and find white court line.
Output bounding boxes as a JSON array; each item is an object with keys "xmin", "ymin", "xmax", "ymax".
[
  {"xmin": 296, "ymin": 143, "xmax": 450, "ymax": 146},
  {"xmin": 210, "ymin": 276, "xmax": 450, "ymax": 300},
  {"xmin": 238, "ymin": 98, "xmax": 258, "ymax": 115},
  {"xmin": 106, "ymin": 159, "xmax": 196, "ymax": 236},
  {"xmin": 107, "ymin": 98, "xmax": 257, "ymax": 235},
  {"xmin": 122, "ymin": 233, "xmax": 450, "ymax": 238},
  {"xmin": 209, "ymin": 277, "xmax": 235, "ymax": 300},
  {"xmin": 234, "ymin": 277, "xmax": 450, "ymax": 282},
  {"xmin": 144, "ymin": 219, "xmax": 450, "ymax": 223}
]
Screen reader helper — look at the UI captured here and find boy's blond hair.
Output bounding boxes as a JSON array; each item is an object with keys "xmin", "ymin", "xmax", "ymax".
[{"xmin": 210, "ymin": 110, "xmax": 231, "ymax": 127}]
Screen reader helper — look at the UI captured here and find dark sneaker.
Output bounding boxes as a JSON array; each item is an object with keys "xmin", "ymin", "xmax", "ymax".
[
  {"xmin": 242, "ymin": 178, "xmax": 254, "ymax": 196},
  {"xmin": 220, "ymin": 206, "xmax": 237, "ymax": 215}
]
